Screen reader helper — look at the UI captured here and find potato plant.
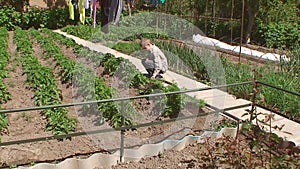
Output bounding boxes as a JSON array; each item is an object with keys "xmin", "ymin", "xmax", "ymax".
[
  {"xmin": 0, "ymin": 27, "xmax": 11, "ymax": 131},
  {"xmin": 0, "ymin": 27, "xmax": 11, "ymax": 103},
  {"xmin": 29, "ymin": 29, "xmax": 76, "ymax": 84},
  {"xmin": 13, "ymin": 27, "xmax": 76, "ymax": 135}
]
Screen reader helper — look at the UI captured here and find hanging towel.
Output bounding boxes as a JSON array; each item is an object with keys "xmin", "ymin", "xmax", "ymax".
[
  {"xmin": 84, "ymin": 0, "xmax": 89, "ymax": 9},
  {"xmin": 100, "ymin": 0, "xmax": 118, "ymax": 33},
  {"xmin": 68, "ymin": 0, "xmax": 74, "ymax": 20},
  {"xmin": 93, "ymin": 0, "xmax": 97, "ymax": 28},
  {"xmin": 79, "ymin": 0, "xmax": 85, "ymax": 24},
  {"xmin": 113, "ymin": 0, "xmax": 122, "ymax": 24}
]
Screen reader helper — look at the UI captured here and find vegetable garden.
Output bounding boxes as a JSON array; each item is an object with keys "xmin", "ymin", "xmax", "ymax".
[
  {"xmin": 0, "ymin": 1, "xmax": 299, "ymax": 167},
  {"xmin": 60, "ymin": 20, "xmax": 300, "ymax": 122},
  {"xmin": 0, "ymin": 24, "xmax": 298, "ymax": 167}
]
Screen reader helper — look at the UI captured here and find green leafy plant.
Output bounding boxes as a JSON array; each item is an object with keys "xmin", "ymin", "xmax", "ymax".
[
  {"xmin": 29, "ymin": 28, "xmax": 76, "ymax": 85},
  {"xmin": 13, "ymin": 27, "xmax": 76, "ymax": 135},
  {"xmin": 162, "ymin": 83, "xmax": 183, "ymax": 117},
  {"xmin": 0, "ymin": 27, "xmax": 10, "ymax": 132},
  {"xmin": 112, "ymin": 41, "xmax": 142, "ymax": 55}
]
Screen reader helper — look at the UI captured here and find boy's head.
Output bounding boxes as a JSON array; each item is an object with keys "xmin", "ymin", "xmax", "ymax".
[{"xmin": 141, "ymin": 38, "xmax": 152, "ymax": 50}]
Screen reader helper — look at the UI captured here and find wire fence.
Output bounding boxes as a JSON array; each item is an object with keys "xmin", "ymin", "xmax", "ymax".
[{"xmin": 0, "ymin": 80, "xmax": 299, "ymax": 162}]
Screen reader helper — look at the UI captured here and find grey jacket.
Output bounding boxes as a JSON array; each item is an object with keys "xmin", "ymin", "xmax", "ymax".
[{"xmin": 149, "ymin": 45, "xmax": 168, "ymax": 72}]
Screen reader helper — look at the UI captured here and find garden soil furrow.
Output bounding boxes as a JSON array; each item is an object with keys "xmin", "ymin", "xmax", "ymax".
[
  {"xmin": 1, "ymin": 31, "xmax": 48, "ymax": 140},
  {"xmin": 29, "ymin": 34, "xmax": 79, "ymax": 130},
  {"xmin": 0, "ymin": 31, "xmax": 52, "ymax": 166},
  {"xmin": 0, "ymin": 32, "xmax": 104, "ymax": 167}
]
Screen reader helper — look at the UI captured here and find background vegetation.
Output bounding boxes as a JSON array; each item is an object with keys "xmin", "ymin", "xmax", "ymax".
[{"xmin": 1, "ymin": 0, "xmax": 299, "ymax": 49}]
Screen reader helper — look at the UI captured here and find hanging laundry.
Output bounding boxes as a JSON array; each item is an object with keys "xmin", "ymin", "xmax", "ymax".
[
  {"xmin": 84, "ymin": 0, "xmax": 89, "ymax": 9},
  {"xmin": 100, "ymin": 0, "xmax": 119, "ymax": 33},
  {"xmin": 68, "ymin": 0, "xmax": 74, "ymax": 20},
  {"xmin": 93, "ymin": 0, "xmax": 97, "ymax": 28},
  {"xmin": 149, "ymin": 0, "xmax": 165, "ymax": 6},
  {"xmin": 78, "ymin": 0, "xmax": 85, "ymax": 24},
  {"xmin": 113, "ymin": 0, "xmax": 123, "ymax": 25}
]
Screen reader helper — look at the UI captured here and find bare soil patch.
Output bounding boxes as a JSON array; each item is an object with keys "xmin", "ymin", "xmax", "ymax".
[{"xmin": 0, "ymin": 32, "xmax": 103, "ymax": 167}]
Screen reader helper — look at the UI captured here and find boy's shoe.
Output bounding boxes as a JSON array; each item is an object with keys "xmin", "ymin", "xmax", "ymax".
[{"xmin": 155, "ymin": 74, "xmax": 163, "ymax": 79}]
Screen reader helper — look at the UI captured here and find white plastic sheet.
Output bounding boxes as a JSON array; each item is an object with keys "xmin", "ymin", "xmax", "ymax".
[{"xmin": 192, "ymin": 34, "xmax": 289, "ymax": 62}]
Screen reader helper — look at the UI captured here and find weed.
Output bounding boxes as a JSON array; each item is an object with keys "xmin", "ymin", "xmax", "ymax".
[
  {"xmin": 21, "ymin": 112, "xmax": 31, "ymax": 122},
  {"xmin": 9, "ymin": 164, "xmax": 17, "ymax": 169},
  {"xmin": 6, "ymin": 80, "xmax": 16, "ymax": 88}
]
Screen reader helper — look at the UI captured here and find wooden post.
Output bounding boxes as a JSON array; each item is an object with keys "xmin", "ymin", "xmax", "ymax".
[
  {"xmin": 238, "ymin": 0, "xmax": 245, "ymax": 62},
  {"xmin": 120, "ymin": 101, "xmax": 125, "ymax": 162}
]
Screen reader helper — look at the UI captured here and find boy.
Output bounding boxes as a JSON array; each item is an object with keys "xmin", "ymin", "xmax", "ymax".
[{"xmin": 140, "ymin": 38, "xmax": 168, "ymax": 79}]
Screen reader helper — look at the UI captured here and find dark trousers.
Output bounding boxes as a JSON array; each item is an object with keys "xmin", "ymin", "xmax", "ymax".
[
  {"xmin": 142, "ymin": 58, "xmax": 164, "ymax": 77},
  {"xmin": 100, "ymin": 0, "xmax": 118, "ymax": 33}
]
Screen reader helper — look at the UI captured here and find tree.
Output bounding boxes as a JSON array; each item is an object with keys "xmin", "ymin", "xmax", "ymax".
[
  {"xmin": 255, "ymin": 0, "xmax": 300, "ymax": 49},
  {"xmin": 0, "ymin": 0, "xmax": 29, "ymax": 12},
  {"xmin": 245, "ymin": 0, "xmax": 260, "ymax": 44}
]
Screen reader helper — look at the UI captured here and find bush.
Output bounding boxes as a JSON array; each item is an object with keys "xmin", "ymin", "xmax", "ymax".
[
  {"xmin": 0, "ymin": 6, "xmax": 76, "ymax": 30},
  {"xmin": 260, "ymin": 22, "xmax": 300, "ymax": 50},
  {"xmin": 0, "ymin": 6, "xmax": 22, "ymax": 30}
]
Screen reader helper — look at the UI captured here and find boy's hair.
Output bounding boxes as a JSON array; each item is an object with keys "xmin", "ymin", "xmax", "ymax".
[{"xmin": 140, "ymin": 38, "xmax": 151, "ymax": 48}]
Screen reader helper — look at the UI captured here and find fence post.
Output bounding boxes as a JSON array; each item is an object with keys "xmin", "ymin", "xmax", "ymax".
[
  {"xmin": 120, "ymin": 100, "xmax": 125, "ymax": 163},
  {"xmin": 250, "ymin": 68, "xmax": 257, "ymax": 121}
]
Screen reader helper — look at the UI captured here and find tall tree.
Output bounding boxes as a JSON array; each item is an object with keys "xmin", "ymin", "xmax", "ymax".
[{"xmin": 245, "ymin": 0, "xmax": 260, "ymax": 44}]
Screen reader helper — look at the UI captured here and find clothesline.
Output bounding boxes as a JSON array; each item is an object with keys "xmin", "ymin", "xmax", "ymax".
[
  {"xmin": 68, "ymin": 0, "xmax": 98, "ymax": 26},
  {"xmin": 68, "ymin": 0, "xmax": 166, "ymax": 31}
]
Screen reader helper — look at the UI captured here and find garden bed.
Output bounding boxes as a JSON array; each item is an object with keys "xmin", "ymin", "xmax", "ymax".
[
  {"xmin": 0, "ymin": 28, "xmax": 298, "ymax": 169},
  {"xmin": 0, "ymin": 29, "xmax": 214, "ymax": 167}
]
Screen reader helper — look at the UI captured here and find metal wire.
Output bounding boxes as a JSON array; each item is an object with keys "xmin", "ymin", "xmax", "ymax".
[
  {"xmin": 0, "ymin": 81, "xmax": 253, "ymax": 114},
  {"xmin": 0, "ymin": 103, "xmax": 251, "ymax": 147},
  {"xmin": 257, "ymin": 81, "xmax": 300, "ymax": 97}
]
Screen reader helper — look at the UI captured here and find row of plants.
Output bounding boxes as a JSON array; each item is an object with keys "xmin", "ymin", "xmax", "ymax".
[
  {"xmin": 28, "ymin": 28, "xmax": 128, "ymax": 127},
  {"xmin": 29, "ymin": 28, "xmax": 76, "ymax": 85},
  {"xmin": 39, "ymin": 28, "xmax": 83, "ymax": 54},
  {"xmin": 97, "ymin": 53, "xmax": 185, "ymax": 121},
  {"xmin": 41, "ymin": 29, "xmax": 206, "ymax": 126},
  {"xmin": 13, "ymin": 27, "xmax": 76, "ymax": 135},
  {"xmin": 0, "ymin": 27, "xmax": 10, "ymax": 132},
  {"xmin": 36, "ymin": 28, "xmax": 139, "ymax": 127},
  {"xmin": 94, "ymin": 36, "xmax": 299, "ymax": 121}
]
